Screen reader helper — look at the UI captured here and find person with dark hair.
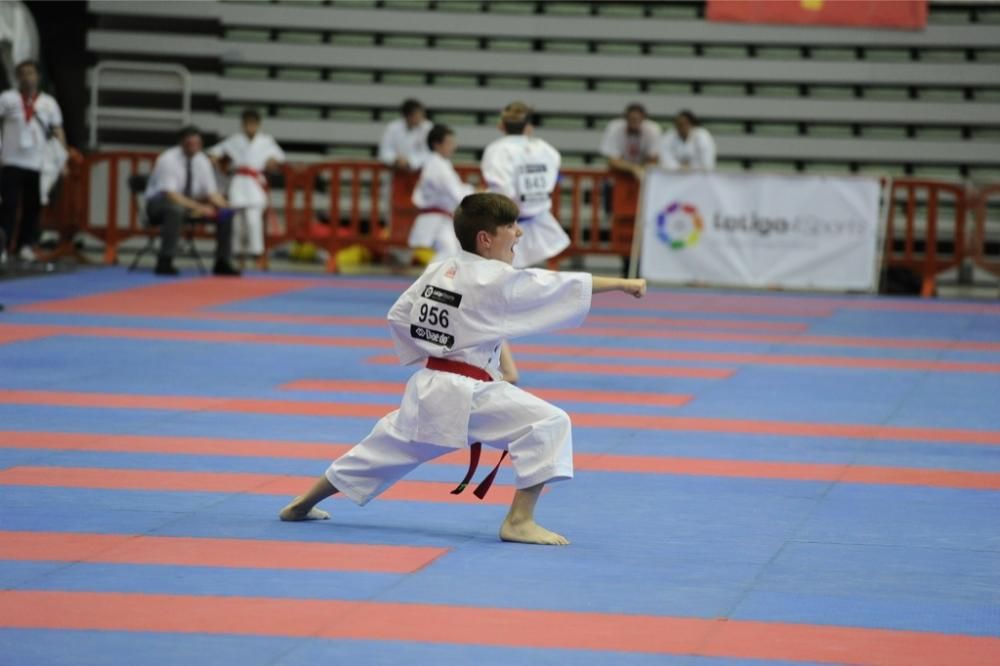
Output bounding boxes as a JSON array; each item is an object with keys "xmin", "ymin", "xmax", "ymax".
[
  {"xmin": 207, "ymin": 109, "xmax": 285, "ymax": 263},
  {"xmin": 599, "ymin": 102, "xmax": 661, "ymax": 178},
  {"xmin": 0, "ymin": 59, "xmax": 68, "ymax": 263},
  {"xmin": 658, "ymin": 109, "xmax": 716, "ymax": 171},
  {"xmin": 279, "ymin": 192, "xmax": 646, "ymax": 546},
  {"xmin": 480, "ymin": 101, "xmax": 569, "ymax": 268},
  {"xmin": 378, "ymin": 98, "xmax": 432, "ymax": 170},
  {"xmin": 143, "ymin": 126, "xmax": 239, "ymax": 276},
  {"xmin": 408, "ymin": 124, "xmax": 474, "ymax": 262}
]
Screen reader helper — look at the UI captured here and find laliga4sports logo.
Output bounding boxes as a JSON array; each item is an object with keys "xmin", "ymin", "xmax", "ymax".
[{"xmin": 656, "ymin": 201, "xmax": 704, "ymax": 250}]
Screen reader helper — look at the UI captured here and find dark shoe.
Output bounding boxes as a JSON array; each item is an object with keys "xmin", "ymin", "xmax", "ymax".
[
  {"xmin": 213, "ymin": 260, "xmax": 241, "ymax": 277},
  {"xmin": 154, "ymin": 257, "xmax": 179, "ymax": 276}
]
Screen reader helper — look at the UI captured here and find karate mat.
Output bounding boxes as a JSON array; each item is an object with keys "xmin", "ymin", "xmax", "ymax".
[{"xmin": 1, "ymin": 268, "xmax": 998, "ymax": 665}]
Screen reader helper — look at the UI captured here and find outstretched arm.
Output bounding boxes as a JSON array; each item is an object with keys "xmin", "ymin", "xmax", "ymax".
[{"xmin": 592, "ymin": 276, "xmax": 646, "ymax": 298}]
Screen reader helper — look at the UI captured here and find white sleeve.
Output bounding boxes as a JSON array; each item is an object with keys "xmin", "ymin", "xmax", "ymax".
[
  {"xmin": 645, "ymin": 124, "xmax": 663, "ymax": 160},
  {"xmin": 378, "ymin": 123, "xmax": 398, "ymax": 165},
  {"xmin": 48, "ymin": 98, "xmax": 63, "ymax": 128},
  {"xmin": 443, "ymin": 164, "xmax": 474, "ymax": 207},
  {"xmin": 481, "ymin": 144, "xmax": 516, "ymax": 199},
  {"xmin": 267, "ymin": 136, "xmax": 286, "ymax": 163},
  {"xmin": 501, "ymin": 269, "xmax": 593, "ymax": 339},
  {"xmin": 599, "ymin": 122, "xmax": 621, "ymax": 159},
  {"xmin": 658, "ymin": 134, "xmax": 679, "ymax": 170},
  {"xmin": 153, "ymin": 155, "xmax": 184, "ymax": 194},
  {"xmin": 697, "ymin": 129, "xmax": 716, "ymax": 170}
]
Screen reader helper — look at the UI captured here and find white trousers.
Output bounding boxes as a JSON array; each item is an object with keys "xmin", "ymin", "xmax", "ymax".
[
  {"xmin": 408, "ymin": 212, "xmax": 461, "ymax": 259},
  {"xmin": 326, "ymin": 380, "xmax": 573, "ymax": 506},
  {"xmin": 233, "ymin": 206, "xmax": 265, "ymax": 256}
]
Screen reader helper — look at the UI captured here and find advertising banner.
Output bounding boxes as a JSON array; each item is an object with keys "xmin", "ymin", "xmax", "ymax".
[{"xmin": 636, "ymin": 171, "xmax": 882, "ymax": 291}]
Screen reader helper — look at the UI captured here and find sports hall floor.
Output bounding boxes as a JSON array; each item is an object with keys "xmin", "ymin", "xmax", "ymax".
[{"xmin": 0, "ymin": 268, "xmax": 998, "ymax": 665}]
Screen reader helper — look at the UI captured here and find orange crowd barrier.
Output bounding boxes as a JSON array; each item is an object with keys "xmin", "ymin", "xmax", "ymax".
[
  {"xmin": 44, "ymin": 152, "xmax": 989, "ymax": 297},
  {"xmin": 883, "ymin": 178, "xmax": 968, "ymax": 297},
  {"xmin": 970, "ymin": 183, "xmax": 1000, "ymax": 279}
]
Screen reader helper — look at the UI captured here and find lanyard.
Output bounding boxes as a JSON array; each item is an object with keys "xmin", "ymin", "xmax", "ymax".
[{"xmin": 21, "ymin": 93, "xmax": 38, "ymax": 124}]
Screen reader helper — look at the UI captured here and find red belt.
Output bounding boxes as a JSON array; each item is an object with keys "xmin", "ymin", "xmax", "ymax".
[
  {"xmin": 235, "ymin": 166, "xmax": 268, "ymax": 191},
  {"xmin": 419, "ymin": 207, "xmax": 453, "ymax": 217},
  {"xmin": 425, "ymin": 357, "xmax": 508, "ymax": 499}
]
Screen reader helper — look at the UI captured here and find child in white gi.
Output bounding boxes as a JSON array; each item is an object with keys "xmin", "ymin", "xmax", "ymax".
[
  {"xmin": 481, "ymin": 101, "xmax": 570, "ymax": 269},
  {"xmin": 409, "ymin": 124, "xmax": 474, "ymax": 261},
  {"xmin": 208, "ymin": 109, "xmax": 285, "ymax": 261},
  {"xmin": 280, "ymin": 193, "xmax": 646, "ymax": 546}
]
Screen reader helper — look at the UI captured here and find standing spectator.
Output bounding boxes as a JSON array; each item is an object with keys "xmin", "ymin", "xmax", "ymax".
[
  {"xmin": 0, "ymin": 60, "xmax": 68, "ymax": 262},
  {"xmin": 144, "ymin": 126, "xmax": 239, "ymax": 277},
  {"xmin": 599, "ymin": 103, "xmax": 661, "ymax": 178},
  {"xmin": 208, "ymin": 109, "xmax": 285, "ymax": 263},
  {"xmin": 409, "ymin": 124, "xmax": 475, "ymax": 262},
  {"xmin": 379, "ymin": 99, "xmax": 433, "ymax": 171},
  {"xmin": 659, "ymin": 109, "xmax": 716, "ymax": 171}
]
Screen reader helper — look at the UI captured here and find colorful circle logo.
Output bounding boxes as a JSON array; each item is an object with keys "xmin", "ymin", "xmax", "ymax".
[{"xmin": 656, "ymin": 202, "xmax": 703, "ymax": 250}]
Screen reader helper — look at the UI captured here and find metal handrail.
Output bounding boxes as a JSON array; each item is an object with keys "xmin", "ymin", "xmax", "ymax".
[{"xmin": 89, "ymin": 60, "xmax": 191, "ymax": 149}]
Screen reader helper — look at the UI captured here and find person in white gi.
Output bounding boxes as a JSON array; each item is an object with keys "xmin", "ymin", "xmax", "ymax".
[
  {"xmin": 280, "ymin": 193, "xmax": 646, "ymax": 546},
  {"xmin": 409, "ymin": 124, "xmax": 474, "ymax": 261},
  {"xmin": 378, "ymin": 98, "xmax": 432, "ymax": 171},
  {"xmin": 207, "ymin": 109, "xmax": 284, "ymax": 261},
  {"xmin": 600, "ymin": 102, "xmax": 661, "ymax": 179},
  {"xmin": 481, "ymin": 101, "xmax": 569, "ymax": 269},
  {"xmin": 0, "ymin": 60, "xmax": 68, "ymax": 263},
  {"xmin": 658, "ymin": 109, "xmax": 716, "ymax": 171}
]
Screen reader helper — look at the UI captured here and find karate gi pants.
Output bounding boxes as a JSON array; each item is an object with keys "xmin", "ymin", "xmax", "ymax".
[
  {"xmin": 234, "ymin": 206, "xmax": 265, "ymax": 256},
  {"xmin": 326, "ymin": 380, "xmax": 574, "ymax": 506}
]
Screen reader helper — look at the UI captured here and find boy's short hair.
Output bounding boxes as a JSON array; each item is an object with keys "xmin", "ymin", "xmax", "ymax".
[
  {"xmin": 500, "ymin": 101, "xmax": 532, "ymax": 135},
  {"xmin": 177, "ymin": 125, "xmax": 201, "ymax": 142},
  {"xmin": 624, "ymin": 102, "xmax": 647, "ymax": 117},
  {"xmin": 454, "ymin": 193, "xmax": 520, "ymax": 253},
  {"xmin": 401, "ymin": 98, "xmax": 424, "ymax": 117},
  {"xmin": 427, "ymin": 124, "xmax": 453, "ymax": 150},
  {"xmin": 241, "ymin": 108, "xmax": 261, "ymax": 123}
]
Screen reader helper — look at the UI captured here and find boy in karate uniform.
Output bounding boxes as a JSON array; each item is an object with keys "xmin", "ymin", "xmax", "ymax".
[
  {"xmin": 480, "ymin": 101, "xmax": 569, "ymax": 269},
  {"xmin": 208, "ymin": 109, "xmax": 285, "ymax": 261},
  {"xmin": 280, "ymin": 193, "xmax": 646, "ymax": 545},
  {"xmin": 409, "ymin": 124, "xmax": 474, "ymax": 262}
]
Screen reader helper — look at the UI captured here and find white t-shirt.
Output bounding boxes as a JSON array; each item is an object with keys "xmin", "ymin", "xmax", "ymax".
[
  {"xmin": 411, "ymin": 152, "xmax": 474, "ymax": 213},
  {"xmin": 599, "ymin": 118, "xmax": 661, "ymax": 165},
  {"xmin": 659, "ymin": 126, "xmax": 717, "ymax": 171},
  {"xmin": 207, "ymin": 131, "xmax": 285, "ymax": 207},
  {"xmin": 378, "ymin": 118, "xmax": 432, "ymax": 169},
  {"xmin": 0, "ymin": 89, "xmax": 63, "ymax": 171},
  {"xmin": 481, "ymin": 134, "xmax": 561, "ymax": 219},
  {"xmin": 144, "ymin": 146, "xmax": 219, "ymax": 201}
]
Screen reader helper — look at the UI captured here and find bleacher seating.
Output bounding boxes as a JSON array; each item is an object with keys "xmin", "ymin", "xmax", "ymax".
[{"xmin": 85, "ymin": 0, "xmax": 1000, "ymax": 181}]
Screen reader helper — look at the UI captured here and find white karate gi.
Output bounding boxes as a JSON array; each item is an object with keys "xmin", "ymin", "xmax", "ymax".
[
  {"xmin": 378, "ymin": 118, "xmax": 433, "ymax": 169},
  {"xmin": 207, "ymin": 132, "xmax": 284, "ymax": 255},
  {"xmin": 481, "ymin": 135, "xmax": 570, "ymax": 268},
  {"xmin": 326, "ymin": 250, "xmax": 593, "ymax": 505},
  {"xmin": 408, "ymin": 152, "xmax": 473, "ymax": 259},
  {"xmin": 658, "ymin": 127, "xmax": 716, "ymax": 171}
]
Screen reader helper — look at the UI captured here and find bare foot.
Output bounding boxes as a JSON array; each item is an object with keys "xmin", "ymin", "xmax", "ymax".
[
  {"xmin": 279, "ymin": 497, "xmax": 330, "ymax": 522},
  {"xmin": 499, "ymin": 519, "xmax": 569, "ymax": 546}
]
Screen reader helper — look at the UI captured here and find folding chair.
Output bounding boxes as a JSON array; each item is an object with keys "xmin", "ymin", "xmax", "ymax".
[{"xmin": 127, "ymin": 173, "xmax": 208, "ymax": 274}]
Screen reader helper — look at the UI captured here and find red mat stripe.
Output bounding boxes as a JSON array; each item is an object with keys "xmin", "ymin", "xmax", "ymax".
[
  {"xmin": 2, "ymin": 391, "xmax": 999, "ymax": 445},
  {"xmin": 1, "ymin": 591, "xmax": 998, "ymax": 664},
  {"xmin": 2, "ymin": 432, "xmax": 998, "ymax": 490},
  {"xmin": 3, "ymin": 324, "xmax": 995, "ymax": 374},
  {"xmin": 0, "ymin": 466, "xmax": 516, "ymax": 505},
  {"xmin": 0, "ymin": 530, "xmax": 446, "ymax": 573}
]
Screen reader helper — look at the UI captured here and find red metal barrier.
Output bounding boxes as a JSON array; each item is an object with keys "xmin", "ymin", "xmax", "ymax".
[
  {"xmin": 970, "ymin": 183, "xmax": 1000, "ymax": 278},
  {"xmin": 884, "ymin": 178, "xmax": 968, "ymax": 297}
]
